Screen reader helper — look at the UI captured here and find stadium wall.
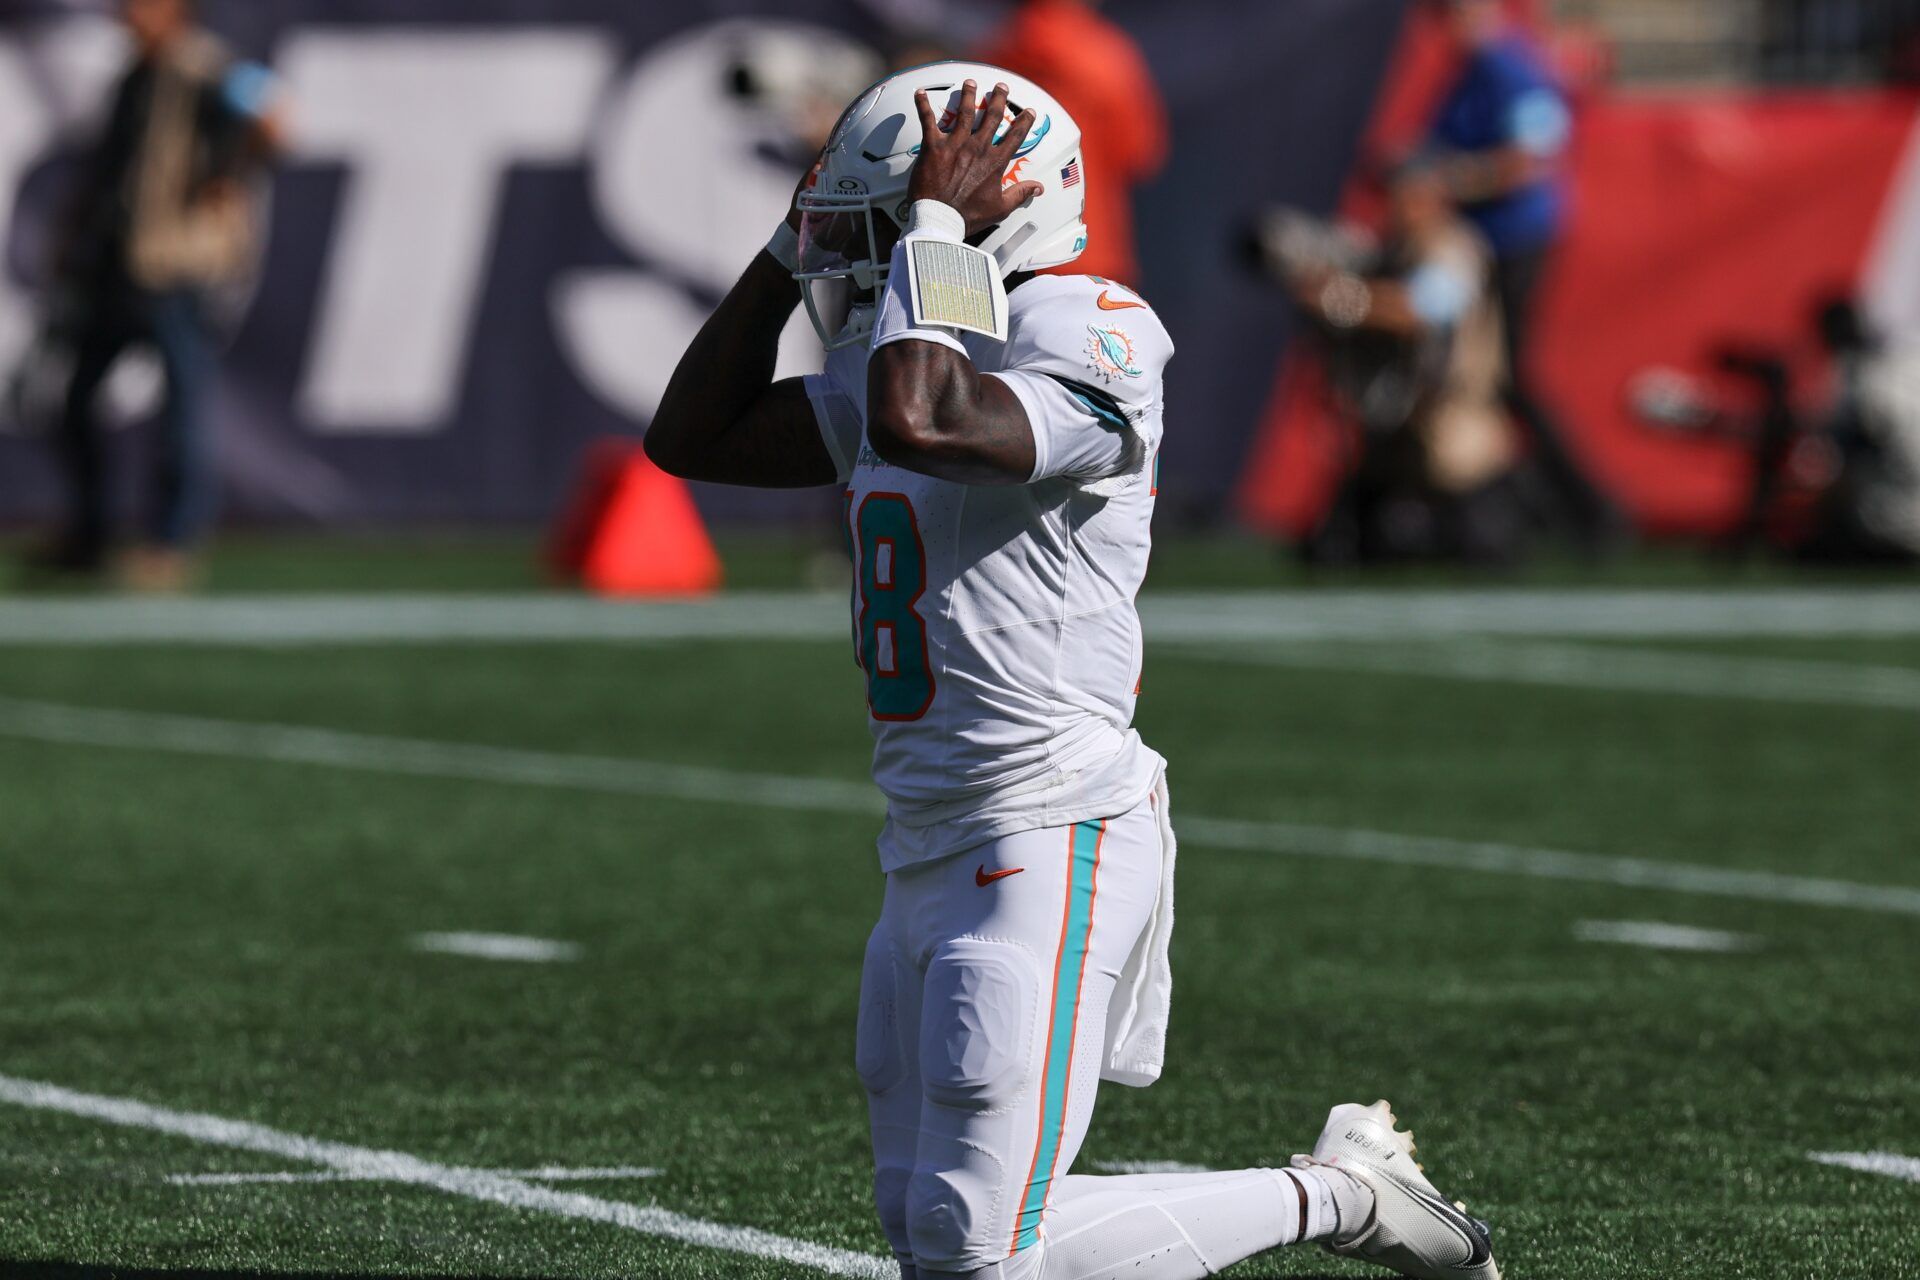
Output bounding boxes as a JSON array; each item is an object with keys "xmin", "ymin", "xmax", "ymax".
[{"xmin": 0, "ymin": 0, "xmax": 1400, "ymax": 530}]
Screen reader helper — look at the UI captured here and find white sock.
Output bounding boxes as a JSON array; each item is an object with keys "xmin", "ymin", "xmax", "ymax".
[
  {"xmin": 970, "ymin": 1165, "xmax": 1332, "ymax": 1280},
  {"xmin": 1285, "ymin": 1163, "xmax": 1375, "ymax": 1243}
]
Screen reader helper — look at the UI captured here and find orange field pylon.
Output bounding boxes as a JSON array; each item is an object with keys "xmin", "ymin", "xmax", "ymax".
[{"xmin": 548, "ymin": 439, "xmax": 722, "ymax": 597}]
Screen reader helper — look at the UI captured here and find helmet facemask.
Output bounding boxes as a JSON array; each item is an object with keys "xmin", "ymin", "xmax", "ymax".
[{"xmin": 795, "ymin": 187, "xmax": 908, "ymax": 351}]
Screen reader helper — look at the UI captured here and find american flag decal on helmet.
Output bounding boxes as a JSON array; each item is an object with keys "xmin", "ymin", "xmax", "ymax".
[{"xmin": 1060, "ymin": 158, "xmax": 1082, "ymax": 188}]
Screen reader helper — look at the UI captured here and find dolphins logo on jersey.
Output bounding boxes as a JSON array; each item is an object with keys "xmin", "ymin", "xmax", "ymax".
[{"xmin": 1086, "ymin": 324, "xmax": 1143, "ymax": 382}]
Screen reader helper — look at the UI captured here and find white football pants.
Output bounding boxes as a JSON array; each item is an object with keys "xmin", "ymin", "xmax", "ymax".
[{"xmin": 860, "ymin": 783, "xmax": 1322, "ymax": 1279}]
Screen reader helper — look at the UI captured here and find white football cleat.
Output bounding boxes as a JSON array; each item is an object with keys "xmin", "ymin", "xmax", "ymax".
[{"xmin": 1292, "ymin": 1099, "xmax": 1500, "ymax": 1280}]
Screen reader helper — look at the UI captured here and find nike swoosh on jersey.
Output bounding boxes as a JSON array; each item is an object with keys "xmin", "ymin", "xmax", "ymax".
[
  {"xmin": 1096, "ymin": 291, "xmax": 1147, "ymax": 311},
  {"xmin": 975, "ymin": 865, "xmax": 1026, "ymax": 886}
]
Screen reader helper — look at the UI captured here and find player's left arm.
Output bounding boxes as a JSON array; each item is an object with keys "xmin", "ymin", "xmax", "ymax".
[{"xmin": 866, "ymin": 80, "xmax": 1048, "ymax": 486}]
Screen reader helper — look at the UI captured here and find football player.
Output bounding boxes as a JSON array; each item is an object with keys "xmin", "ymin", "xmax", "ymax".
[{"xmin": 647, "ymin": 62, "xmax": 1501, "ymax": 1280}]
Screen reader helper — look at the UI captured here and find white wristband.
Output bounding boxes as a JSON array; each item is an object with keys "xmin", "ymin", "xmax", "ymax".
[
  {"xmin": 764, "ymin": 222, "xmax": 800, "ymax": 273},
  {"xmin": 905, "ymin": 199, "xmax": 967, "ymax": 243}
]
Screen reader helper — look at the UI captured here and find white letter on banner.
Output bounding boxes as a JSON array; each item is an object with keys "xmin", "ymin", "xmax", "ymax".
[
  {"xmin": 284, "ymin": 31, "xmax": 616, "ymax": 433},
  {"xmin": 555, "ymin": 21, "xmax": 878, "ymax": 419}
]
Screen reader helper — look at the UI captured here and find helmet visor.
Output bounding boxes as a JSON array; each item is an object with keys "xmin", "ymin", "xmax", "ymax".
[
  {"xmin": 797, "ymin": 208, "xmax": 867, "ymax": 277},
  {"xmin": 796, "ymin": 205, "xmax": 904, "ymax": 282}
]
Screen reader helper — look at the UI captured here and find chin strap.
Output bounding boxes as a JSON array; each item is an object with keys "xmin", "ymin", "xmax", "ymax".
[{"xmin": 875, "ymin": 199, "xmax": 1010, "ymax": 347}]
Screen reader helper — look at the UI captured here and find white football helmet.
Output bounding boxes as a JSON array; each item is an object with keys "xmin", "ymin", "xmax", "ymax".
[{"xmin": 794, "ymin": 61, "xmax": 1088, "ymax": 349}]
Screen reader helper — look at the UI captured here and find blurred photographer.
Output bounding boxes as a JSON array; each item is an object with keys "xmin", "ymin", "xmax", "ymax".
[
  {"xmin": 24, "ymin": 0, "xmax": 282, "ymax": 589},
  {"xmin": 1256, "ymin": 160, "xmax": 1521, "ymax": 564},
  {"xmin": 1425, "ymin": 0, "xmax": 1622, "ymax": 553}
]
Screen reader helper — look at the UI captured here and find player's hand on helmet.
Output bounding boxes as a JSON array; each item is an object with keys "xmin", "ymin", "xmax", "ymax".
[{"xmin": 908, "ymin": 80, "xmax": 1046, "ymax": 238}]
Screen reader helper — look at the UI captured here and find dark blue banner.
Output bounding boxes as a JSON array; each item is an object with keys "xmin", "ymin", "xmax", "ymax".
[{"xmin": 0, "ymin": 0, "xmax": 1401, "ymax": 528}]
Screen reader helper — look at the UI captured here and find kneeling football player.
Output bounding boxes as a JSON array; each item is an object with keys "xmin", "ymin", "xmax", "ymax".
[{"xmin": 647, "ymin": 61, "xmax": 1501, "ymax": 1280}]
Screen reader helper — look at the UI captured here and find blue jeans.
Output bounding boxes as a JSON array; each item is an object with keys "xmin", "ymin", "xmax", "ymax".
[{"xmin": 54, "ymin": 287, "xmax": 215, "ymax": 556}]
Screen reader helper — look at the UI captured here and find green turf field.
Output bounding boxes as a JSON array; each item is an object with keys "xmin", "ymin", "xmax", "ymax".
[
  {"xmin": 16, "ymin": 528, "xmax": 1920, "ymax": 596},
  {"xmin": 3, "ymin": 578, "xmax": 1919, "ymax": 1278}
]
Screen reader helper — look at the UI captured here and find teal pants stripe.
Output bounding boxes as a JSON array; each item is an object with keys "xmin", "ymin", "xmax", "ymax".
[{"xmin": 1011, "ymin": 817, "xmax": 1106, "ymax": 1253}]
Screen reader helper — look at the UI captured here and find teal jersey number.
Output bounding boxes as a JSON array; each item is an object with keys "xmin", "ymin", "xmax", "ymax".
[{"xmin": 853, "ymin": 492, "xmax": 935, "ymax": 721}]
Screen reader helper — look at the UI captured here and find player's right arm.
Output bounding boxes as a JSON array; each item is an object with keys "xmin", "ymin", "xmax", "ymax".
[{"xmin": 644, "ymin": 171, "xmax": 837, "ymax": 489}]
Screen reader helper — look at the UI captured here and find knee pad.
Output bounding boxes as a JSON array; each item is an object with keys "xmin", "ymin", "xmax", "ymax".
[
  {"xmin": 906, "ymin": 1162, "xmax": 989, "ymax": 1272},
  {"xmin": 873, "ymin": 1161, "xmax": 913, "ymax": 1253},
  {"xmin": 919, "ymin": 937, "xmax": 1038, "ymax": 1112},
  {"xmin": 905, "ymin": 938, "xmax": 1041, "ymax": 1270},
  {"xmin": 856, "ymin": 926, "xmax": 909, "ymax": 1096},
  {"xmin": 904, "ymin": 1167, "xmax": 1048, "ymax": 1277}
]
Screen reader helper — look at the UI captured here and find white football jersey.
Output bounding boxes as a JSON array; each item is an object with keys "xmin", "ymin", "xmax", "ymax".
[{"xmin": 804, "ymin": 273, "xmax": 1172, "ymax": 870}]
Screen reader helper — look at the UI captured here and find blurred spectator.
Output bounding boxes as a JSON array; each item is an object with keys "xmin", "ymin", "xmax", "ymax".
[
  {"xmin": 1425, "ymin": 0, "xmax": 1622, "ymax": 553},
  {"xmin": 24, "ymin": 0, "xmax": 282, "ymax": 589},
  {"xmin": 1262, "ymin": 162, "xmax": 1522, "ymax": 565},
  {"xmin": 977, "ymin": 0, "xmax": 1166, "ymax": 286}
]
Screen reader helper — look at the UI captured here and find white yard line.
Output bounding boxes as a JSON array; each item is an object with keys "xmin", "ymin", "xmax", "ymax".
[
  {"xmin": 0, "ymin": 1074, "xmax": 890, "ymax": 1279},
  {"xmin": 411, "ymin": 932, "xmax": 582, "ymax": 962},
  {"xmin": 1173, "ymin": 813, "xmax": 1920, "ymax": 917},
  {"xmin": 1202, "ymin": 639, "xmax": 1920, "ymax": 712},
  {"xmin": 168, "ymin": 1165, "xmax": 662, "ymax": 1186},
  {"xmin": 3, "ymin": 588, "xmax": 1920, "ymax": 646},
  {"xmin": 1808, "ymin": 1151, "xmax": 1920, "ymax": 1183},
  {"xmin": 4, "ymin": 694, "xmax": 1918, "ymax": 918},
  {"xmin": 1092, "ymin": 1159, "xmax": 1211, "ymax": 1175},
  {"xmin": 1572, "ymin": 920, "xmax": 1762, "ymax": 953},
  {"xmin": 0, "ymin": 594, "xmax": 847, "ymax": 647},
  {"xmin": 512, "ymin": 1164, "xmax": 662, "ymax": 1181},
  {"xmin": 1150, "ymin": 589, "xmax": 1920, "ymax": 641},
  {"xmin": 0, "ymin": 696, "xmax": 883, "ymax": 817}
]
